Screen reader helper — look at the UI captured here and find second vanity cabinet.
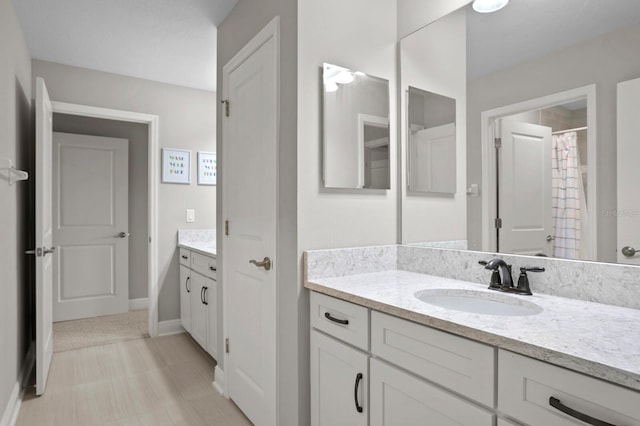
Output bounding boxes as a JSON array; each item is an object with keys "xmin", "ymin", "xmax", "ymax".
[
  {"xmin": 179, "ymin": 247, "xmax": 218, "ymax": 359},
  {"xmin": 310, "ymin": 291, "xmax": 640, "ymax": 426}
]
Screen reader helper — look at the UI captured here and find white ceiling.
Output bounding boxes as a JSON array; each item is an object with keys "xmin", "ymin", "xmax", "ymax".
[
  {"xmin": 12, "ymin": 0, "xmax": 239, "ymax": 91},
  {"xmin": 467, "ymin": 0, "xmax": 640, "ymax": 79}
]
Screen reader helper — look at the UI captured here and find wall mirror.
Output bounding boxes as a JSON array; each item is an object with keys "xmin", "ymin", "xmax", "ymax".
[
  {"xmin": 322, "ymin": 63, "xmax": 390, "ymax": 189},
  {"xmin": 399, "ymin": 0, "xmax": 640, "ymax": 265},
  {"xmin": 407, "ymin": 86, "xmax": 456, "ymax": 194}
]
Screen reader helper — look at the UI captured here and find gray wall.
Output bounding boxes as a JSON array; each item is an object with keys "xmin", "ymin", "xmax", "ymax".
[
  {"xmin": 52, "ymin": 114, "xmax": 149, "ymax": 300},
  {"xmin": 467, "ymin": 23, "xmax": 640, "ymax": 262},
  {"xmin": 33, "ymin": 59, "xmax": 217, "ymax": 322},
  {"xmin": 217, "ymin": 0, "xmax": 299, "ymax": 423},
  {"xmin": 0, "ymin": 0, "xmax": 32, "ymax": 418}
]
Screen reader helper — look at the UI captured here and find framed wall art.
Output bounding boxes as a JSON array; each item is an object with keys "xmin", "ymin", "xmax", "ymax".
[
  {"xmin": 198, "ymin": 151, "xmax": 217, "ymax": 185},
  {"xmin": 162, "ymin": 148, "xmax": 191, "ymax": 184}
]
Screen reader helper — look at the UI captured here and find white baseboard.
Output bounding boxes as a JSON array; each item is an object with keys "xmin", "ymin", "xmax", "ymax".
[
  {"xmin": 0, "ymin": 382, "xmax": 21, "ymax": 426},
  {"xmin": 213, "ymin": 365, "xmax": 225, "ymax": 396},
  {"xmin": 0, "ymin": 342, "xmax": 34, "ymax": 426},
  {"xmin": 129, "ymin": 298, "xmax": 149, "ymax": 311},
  {"xmin": 158, "ymin": 319, "xmax": 184, "ymax": 336}
]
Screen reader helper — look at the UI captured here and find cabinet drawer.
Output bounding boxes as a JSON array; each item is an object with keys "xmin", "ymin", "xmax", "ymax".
[
  {"xmin": 370, "ymin": 358, "xmax": 494, "ymax": 426},
  {"xmin": 310, "ymin": 292, "xmax": 369, "ymax": 351},
  {"xmin": 179, "ymin": 248, "xmax": 191, "ymax": 266},
  {"xmin": 191, "ymin": 251, "xmax": 217, "ymax": 279},
  {"xmin": 371, "ymin": 311, "xmax": 495, "ymax": 407},
  {"xmin": 498, "ymin": 350, "xmax": 640, "ymax": 425}
]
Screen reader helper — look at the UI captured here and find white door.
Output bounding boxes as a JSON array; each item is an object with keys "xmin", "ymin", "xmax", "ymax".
[
  {"xmin": 369, "ymin": 358, "xmax": 494, "ymax": 426},
  {"xmin": 617, "ymin": 77, "xmax": 640, "ymax": 265},
  {"xmin": 310, "ymin": 331, "xmax": 368, "ymax": 426},
  {"xmin": 52, "ymin": 132, "xmax": 129, "ymax": 321},
  {"xmin": 222, "ymin": 19, "xmax": 278, "ymax": 426},
  {"xmin": 409, "ymin": 122, "xmax": 456, "ymax": 193},
  {"xmin": 499, "ymin": 119, "xmax": 552, "ymax": 256},
  {"xmin": 35, "ymin": 77, "xmax": 54, "ymax": 395}
]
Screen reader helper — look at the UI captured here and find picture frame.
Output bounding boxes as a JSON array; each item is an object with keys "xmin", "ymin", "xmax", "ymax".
[
  {"xmin": 162, "ymin": 148, "xmax": 191, "ymax": 184},
  {"xmin": 198, "ymin": 152, "xmax": 217, "ymax": 185}
]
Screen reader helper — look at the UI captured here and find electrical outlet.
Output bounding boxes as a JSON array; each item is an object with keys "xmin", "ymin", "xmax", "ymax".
[{"xmin": 186, "ymin": 209, "xmax": 195, "ymax": 223}]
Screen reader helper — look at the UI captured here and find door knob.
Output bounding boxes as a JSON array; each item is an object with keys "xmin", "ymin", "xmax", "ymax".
[
  {"xmin": 249, "ymin": 257, "xmax": 272, "ymax": 271},
  {"xmin": 115, "ymin": 232, "xmax": 130, "ymax": 238},
  {"xmin": 622, "ymin": 246, "xmax": 639, "ymax": 257},
  {"xmin": 25, "ymin": 247, "xmax": 55, "ymax": 256}
]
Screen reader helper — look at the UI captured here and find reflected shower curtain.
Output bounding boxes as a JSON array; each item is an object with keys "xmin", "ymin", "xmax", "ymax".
[{"xmin": 551, "ymin": 132, "xmax": 588, "ymax": 259}]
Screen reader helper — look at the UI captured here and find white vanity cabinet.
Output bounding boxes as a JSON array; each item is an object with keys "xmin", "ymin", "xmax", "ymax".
[
  {"xmin": 179, "ymin": 247, "xmax": 218, "ymax": 359},
  {"xmin": 309, "ymin": 291, "xmax": 640, "ymax": 426}
]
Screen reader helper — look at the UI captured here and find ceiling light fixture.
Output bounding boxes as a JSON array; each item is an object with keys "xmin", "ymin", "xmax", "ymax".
[{"xmin": 472, "ymin": 0, "xmax": 509, "ymax": 13}]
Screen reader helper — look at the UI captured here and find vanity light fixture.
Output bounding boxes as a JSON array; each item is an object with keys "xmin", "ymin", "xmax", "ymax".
[
  {"xmin": 334, "ymin": 71, "xmax": 354, "ymax": 84},
  {"xmin": 472, "ymin": 0, "xmax": 508, "ymax": 13},
  {"xmin": 323, "ymin": 63, "xmax": 356, "ymax": 92}
]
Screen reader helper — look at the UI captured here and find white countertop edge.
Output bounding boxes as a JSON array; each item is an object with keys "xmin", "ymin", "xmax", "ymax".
[
  {"xmin": 178, "ymin": 242, "xmax": 216, "ymax": 257},
  {"xmin": 305, "ymin": 272, "xmax": 640, "ymax": 392}
]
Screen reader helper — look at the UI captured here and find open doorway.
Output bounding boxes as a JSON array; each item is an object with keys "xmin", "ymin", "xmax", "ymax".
[
  {"xmin": 41, "ymin": 100, "xmax": 160, "ymax": 356},
  {"xmin": 50, "ymin": 115, "xmax": 149, "ymax": 352},
  {"xmin": 481, "ymin": 85, "xmax": 597, "ymax": 261}
]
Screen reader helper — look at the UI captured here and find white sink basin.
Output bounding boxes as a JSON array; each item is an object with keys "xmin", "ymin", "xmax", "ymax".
[{"xmin": 414, "ymin": 289, "xmax": 543, "ymax": 316}]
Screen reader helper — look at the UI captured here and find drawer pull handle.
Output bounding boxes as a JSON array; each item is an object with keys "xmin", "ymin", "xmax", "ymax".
[
  {"xmin": 549, "ymin": 397, "xmax": 617, "ymax": 426},
  {"xmin": 209, "ymin": 266, "xmax": 216, "ymax": 271},
  {"xmin": 324, "ymin": 312, "xmax": 349, "ymax": 325},
  {"xmin": 181, "ymin": 255, "xmax": 188, "ymax": 260},
  {"xmin": 354, "ymin": 373, "xmax": 363, "ymax": 413},
  {"xmin": 186, "ymin": 276, "xmax": 190, "ymax": 293}
]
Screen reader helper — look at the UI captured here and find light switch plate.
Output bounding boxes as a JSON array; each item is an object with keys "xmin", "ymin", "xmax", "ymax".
[{"xmin": 186, "ymin": 209, "xmax": 195, "ymax": 223}]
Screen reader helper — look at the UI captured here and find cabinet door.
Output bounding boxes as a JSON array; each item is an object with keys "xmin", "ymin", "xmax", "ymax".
[
  {"xmin": 206, "ymin": 276, "xmax": 218, "ymax": 359},
  {"xmin": 311, "ymin": 331, "xmax": 368, "ymax": 426},
  {"xmin": 179, "ymin": 264, "xmax": 191, "ymax": 333},
  {"xmin": 190, "ymin": 272, "xmax": 208, "ymax": 349},
  {"xmin": 370, "ymin": 358, "xmax": 494, "ymax": 426}
]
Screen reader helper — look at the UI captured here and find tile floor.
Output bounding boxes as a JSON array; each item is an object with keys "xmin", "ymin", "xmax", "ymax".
[{"xmin": 16, "ymin": 333, "xmax": 252, "ymax": 425}]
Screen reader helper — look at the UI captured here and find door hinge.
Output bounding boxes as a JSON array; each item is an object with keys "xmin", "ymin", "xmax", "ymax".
[
  {"xmin": 221, "ymin": 99, "xmax": 230, "ymax": 117},
  {"xmin": 225, "ymin": 338, "xmax": 230, "ymax": 353},
  {"xmin": 494, "ymin": 137, "xmax": 502, "ymax": 149},
  {"xmin": 495, "ymin": 217, "xmax": 503, "ymax": 229},
  {"xmin": 225, "ymin": 220, "xmax": 229, "ymax": 236}
]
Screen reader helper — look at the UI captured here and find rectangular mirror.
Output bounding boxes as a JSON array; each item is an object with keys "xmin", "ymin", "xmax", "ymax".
[
  {"xmin": 408, "ymin": 86, "xmax": 456, "ymax": 194},
  {"xmin": 323, "ymin": 63, "xmax": 390, "ymax": 189}
]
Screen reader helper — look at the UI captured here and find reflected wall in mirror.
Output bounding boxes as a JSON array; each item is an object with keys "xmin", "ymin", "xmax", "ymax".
[
  {"xmin": 399, "ymin": 0, "xmax": 640, "ymax": 265},
  {"xmin": 322, "ymin": 63, "xmax": 390, "ymax": 189},
  {"xmin": 407, "ymin": 87, "xmax": 457, "ymax": 194}
]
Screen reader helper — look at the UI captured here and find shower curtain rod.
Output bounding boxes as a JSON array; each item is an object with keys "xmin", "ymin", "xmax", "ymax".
[{"xmin": 552, "ymin": 126, "xmax": 587, "ymax": 135}]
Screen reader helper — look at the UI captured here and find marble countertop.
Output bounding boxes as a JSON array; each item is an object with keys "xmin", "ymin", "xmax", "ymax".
[
  {"xmin": 178, "ymin": 241, "xmax": 216, "ymax": 257},
  {"xmin": 305, "ymin": 270, "xmax": 640, "ymax": 391}
]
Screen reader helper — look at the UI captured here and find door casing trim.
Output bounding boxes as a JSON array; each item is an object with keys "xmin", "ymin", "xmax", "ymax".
[
  {"xmin": 50, "ymin": 101, "xmax": 160, "ymax": 337},
  {"xmin": 480, "ymin": 84, "xmax": 597, "ymax": 258}
]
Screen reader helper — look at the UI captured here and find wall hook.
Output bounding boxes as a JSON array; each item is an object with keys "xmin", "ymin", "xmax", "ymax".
[{"xmin": 0, "ymin": 158, "xmax": 29, "ymax": 185}]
